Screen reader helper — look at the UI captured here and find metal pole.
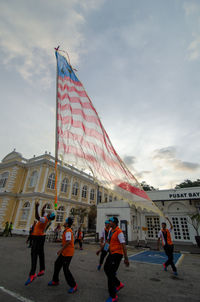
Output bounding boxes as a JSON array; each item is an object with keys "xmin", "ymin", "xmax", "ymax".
[{"xmin": 54, "ymin": 50, "xmax": 59, "ymax": 210}]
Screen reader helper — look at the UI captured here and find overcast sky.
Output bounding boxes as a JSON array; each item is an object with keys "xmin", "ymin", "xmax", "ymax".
[{"xmin": 0, "ymin": 0, "xmax": 200, "ymax": 189}]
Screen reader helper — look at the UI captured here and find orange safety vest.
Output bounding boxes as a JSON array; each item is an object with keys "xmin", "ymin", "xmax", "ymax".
[
  {"xmin": 109, "ymin": 226, "xmax": 123, "ymax": 255},
  {"xmin": 32, "ymin": 216, "xmax": 49, "ymax": 236},
  {"xmin": 62, "ymin": 228, "xmax": 74, "ymax": 257},
  {"xmin": 161, "ymin": 228, "xmax": 173, "ymax": 246}
]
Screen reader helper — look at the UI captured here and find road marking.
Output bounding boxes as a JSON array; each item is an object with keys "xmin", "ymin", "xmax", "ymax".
[{"xmin": 0, "ymin": 286, "xmax": 35, "ymax": 302}]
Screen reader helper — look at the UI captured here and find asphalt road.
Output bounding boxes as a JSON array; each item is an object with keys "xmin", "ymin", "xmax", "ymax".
[{"xmin": 0, "ymin": 236, "xmax": 200, "ymax": 302}]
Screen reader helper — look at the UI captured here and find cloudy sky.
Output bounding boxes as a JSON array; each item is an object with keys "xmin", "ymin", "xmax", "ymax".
[{"xmin": 0, "ymin": 0, "xmax": 200, "ymax": 189}]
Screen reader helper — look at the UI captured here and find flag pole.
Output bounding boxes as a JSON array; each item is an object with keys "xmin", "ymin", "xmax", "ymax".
[{"xmin": 54, "ymin": 46, "xmax": 60, "ymax": 210}]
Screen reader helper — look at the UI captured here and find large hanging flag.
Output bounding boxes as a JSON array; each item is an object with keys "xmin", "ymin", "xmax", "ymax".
[{"xmin": 55, "ymin": 50, "xmax": 162, "ymax": 215}]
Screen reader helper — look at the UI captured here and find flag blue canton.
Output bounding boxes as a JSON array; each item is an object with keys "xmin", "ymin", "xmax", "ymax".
[{"xmin": 55, "ymin": 51, "xmax": 80, "ymax": 83}]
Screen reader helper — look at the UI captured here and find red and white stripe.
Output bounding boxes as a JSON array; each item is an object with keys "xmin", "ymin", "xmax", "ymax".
[{"xmin": 57, "ymin": 69, "xmax": 161, "ymax": 214}]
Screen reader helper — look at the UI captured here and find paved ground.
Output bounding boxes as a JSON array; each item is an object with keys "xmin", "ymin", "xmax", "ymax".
[{"xmin": 0, "ymin": 236, "xmax": 200, "ymax": 302}]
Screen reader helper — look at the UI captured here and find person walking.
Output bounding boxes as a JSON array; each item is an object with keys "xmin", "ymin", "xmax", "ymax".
[
  {"xmin": 25, "ymin": 202, "xmax": 55, "ymax": 285},
  {"xmin": 48, "ymin": 217, "xmax": 77, "ymax": 294},
  {"xmin": 7, "ymin": 222, "xmax": 13, "ymax": 237},
  {"xmin": 75, "ymin": 227, "xmax": 83, "ymax": 250},
  {"xmin": 157, "ymin": 217, "xmax": 178, "ymax": 276},
  {"xmin": 104, "ymin": 217, "xmax": 129, "ymax": 302},
  {"xmin": 96, "ymin": 220, "xmax": 110, "ymax": 271},
  {"xmin": 2, "ymin": 221, "xmax": 9, "ymax": 236}
]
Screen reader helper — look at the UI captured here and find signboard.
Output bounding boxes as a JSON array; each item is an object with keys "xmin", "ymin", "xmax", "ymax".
[{"xmin": 169, "ymin": 192, "xmax": 200, "ymax": 199}]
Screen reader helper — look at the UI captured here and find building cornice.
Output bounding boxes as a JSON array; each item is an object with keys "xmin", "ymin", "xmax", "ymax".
[
  {"xmin": 0, "ymin": 191, "xmax": 91, "ymax": 207},
  {"xmin": 0, "ymin": 156, "xmax": 94, "ymax": 184}
]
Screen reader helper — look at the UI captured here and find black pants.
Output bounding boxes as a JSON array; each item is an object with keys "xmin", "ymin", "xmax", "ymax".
[
  {"xmin": 104, "ymin": 253, "xmax": 123, "ymax": 298},
  {"xmin": 52, "ymin": 254, "xmax": 76, "ymax": 287},
  {"xmin": 27, "ymin": 235, "xmax": 33, "ymax": 247},
  {"xmin": 75, "ymin": 239, "xmax": 82, "ymax": 249},
  {"xmin": 99, "ymin": 250, "xmax": 108, "ymax": 265},
  {"xmin": 164, "ymin": 244, "xmax": 177, "ymax": 272},
  {"xmin": 30, "ymin": 236, "xmax": 45, "ymax": 275},
  {"xmin": 7, "ymin": 230, "xmax": 12, "ymax": 237}
]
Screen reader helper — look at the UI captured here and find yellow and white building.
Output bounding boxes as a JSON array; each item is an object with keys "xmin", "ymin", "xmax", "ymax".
[{"xmin": 0, "ymin": 150, "xmax": 118, "ymax": 234}]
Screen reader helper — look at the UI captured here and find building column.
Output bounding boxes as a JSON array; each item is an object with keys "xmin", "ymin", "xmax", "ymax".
[
  {"xmin": 68, "ymin": 177, "xmax": 73, "ymax": 199},
  {"xmin": 27, "ymin": 199, "xmax": 35, "ymax": 229},
  {"xmin": 13, "ymin": 200, "xmax": 22, "ymax": 229},
  {"xmin": 57, "ymin": 171, "xmax": 62, "ymax": 193},
  {"xmin": 42, "ymin": 166, "xmax": 49, "ymax": 193},
  {"xmin": 87, "ymin": 186, "xmax": 91, "ymax": 204},
  {"xmin": 79, "ymin": 182, "xmax": 83, "ymax": 203},
  {"xmin": 23, "ymin": 170, "xmax": 30, "ymax": 192},
  {"xmin": 35, "ymin": 166, "xmax": 43, "ymax": 192}
]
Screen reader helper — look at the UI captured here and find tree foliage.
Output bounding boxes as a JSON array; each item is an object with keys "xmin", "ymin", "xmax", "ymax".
[
  {"xmin": 175, "ymin": 179, "xmax": 200, "ymax": 189},
  {"xmin": 140, "ymin": 181, "xmax": 157, "ymax": 191},
  {"xmin": 188, "ymin": 213, "xmax": 200, "ymax": 236}
]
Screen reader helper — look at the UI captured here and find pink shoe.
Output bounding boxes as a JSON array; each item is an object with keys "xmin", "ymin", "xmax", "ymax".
[
  {"xmin": 68, "ymin": 283, "xmax": 78, "ymax": 293},
  {"xmin": 25, "ymin": 274, "xmax": 37, "ymax": 286},
  {"xmin": 48, "ymin": 280, "xmax": 59, "ymax": 286},
  {"xmin": 37, "ymin": 270, "xmax": 45, "ymax": 277},
  {"xmin": 163, "ymin": 263, "xmax": 167, "ymax": 271},
  {"xmin": 106, "ymin": 295, "xmax": 118, "ymax": 302},
  {"xmin": 116, "ymin": 282, "xmax": 124, "ymax": 292}
]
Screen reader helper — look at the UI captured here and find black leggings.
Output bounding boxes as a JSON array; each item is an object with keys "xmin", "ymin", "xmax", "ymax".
[
  {"xmin": 164, "ymin": 244, "xmax": 177, "ymax": 272},
  {"xmin": 52, "ymin": 254, "xmax": 76, "ymax": 287},
  {"xmin": 30, "ymin": 236, "xmax": 45, "ymax": 275},
  {"xmin": 104, "ymin": 253, "xmax": 123, "ymax": 298},
  {"xmin": 75, "ymin": 239, "xmax": 82, "ymax": 249}
]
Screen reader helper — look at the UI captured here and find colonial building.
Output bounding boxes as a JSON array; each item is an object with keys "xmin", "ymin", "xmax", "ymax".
[
  {"xmin": 0, "ymin": 150, "xmax": 118, "ymax": 234},
  {"xmin": 97, "ymin": 187, "xmax": 200, "ymax": 245}
]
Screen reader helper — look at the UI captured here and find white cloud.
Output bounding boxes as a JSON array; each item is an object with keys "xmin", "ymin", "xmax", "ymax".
[
  {"xmin": 0, "ymin": 0, "xmax": 104, "ymax": 86},
  {"xmin": 187, "ymin": 35, "xmax": 200, "ymax": 61},
  {"xmin": 183, "ymin": 1, "xmax": 200, "ymax": 16},
  {"xmin": 153, "ymin": 146, "xmax": 200, "ymax": 172}
]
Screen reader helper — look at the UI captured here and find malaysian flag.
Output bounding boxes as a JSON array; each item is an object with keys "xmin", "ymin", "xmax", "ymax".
[{"xmin": 55, "ymin": 51, "xmax": 162, "ymax": 215}]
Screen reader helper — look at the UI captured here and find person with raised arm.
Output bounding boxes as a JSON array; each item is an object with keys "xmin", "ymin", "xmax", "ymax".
[
  {"xmin": 157, "ymin": 217, "xmax": 177, "ymax": 275},
  {"xmin": 25, "ymin": 202, "xmax": 55, "ymax": 285}
]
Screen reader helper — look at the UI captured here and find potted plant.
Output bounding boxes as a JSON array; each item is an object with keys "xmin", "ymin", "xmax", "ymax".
[{"xmin": 188, "ymin": 213, "xmax": 200, "ymax": 247}]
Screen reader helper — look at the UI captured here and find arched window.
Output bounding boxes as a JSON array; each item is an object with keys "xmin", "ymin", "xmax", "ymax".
[
  {"xmin": 47, "ymin": 173, "xmax": 55, "ymax": 189},
  {"xmin": 29, "ymin": 171, "xmax": 38, "ymax": 187},
  {"xmin": 104, "ymin": 194, "xmax": 108, "ymax": 203},
  {"xmin": 114, "ymin": 196, "xmax": 117, "ymax": 201},
  {"xmin": 0, "ymin": 172, "xmax": 9, "ymax": 188},
  {"xmin": 90, "ymin": 189, "xmax": 95, "ymax": 201},
  {"xmin": 72, "ymin": 182, "xmax": 79, "ymax": 196},
  {"xmin": 21, "ymin": 202, "xmax": 30, "ymax": 220},
  {"xmin": 109, "ymin": 195, "xmax": 112, "ymax": 202},
  {"xmin": 61, "ymin": 178, "xmax": 68, "ymax": 193},
  {"xmin": 82, "ymin": 185, "xmax": 87, "ymax": 198},
  {"xmin": 56, "ymin": 206, "xmax": 65, "ymax": 222}
]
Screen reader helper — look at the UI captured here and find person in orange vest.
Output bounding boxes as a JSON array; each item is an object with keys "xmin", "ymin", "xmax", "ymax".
[
  {"xmin": 157, "ymin": 217, "xmax": 177, "ymax": 275},
  {"xmin": 48, "ymin": 217, "xmax": 77, "ymax": 294},
  {"xmin": 25, "ymin": 202, "xmax": 55, "ymax": 285},
  {"xmin": 104, "ymin": 217, "xmax": 129, "ymax": 302},
  {"xmin": 96, "ymin": 220, "xmax": 110, "ymax": 271},
  {"xmin": 75, "ymin": 227, "xmax": 83, "ymax": 250}
]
